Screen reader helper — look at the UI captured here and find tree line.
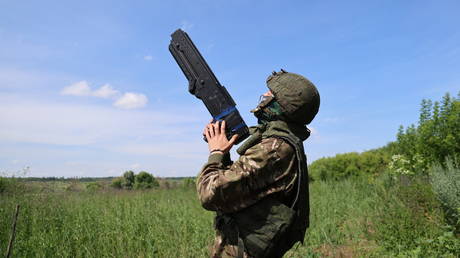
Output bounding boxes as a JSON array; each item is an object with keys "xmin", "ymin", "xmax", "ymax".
[
  {"xmin": 308, "ymin": 91, "xmax": 460, "ymax": 233},
  {"xmin": 309, "ymin": 91, "xmax": 460, "ymax": 181}
]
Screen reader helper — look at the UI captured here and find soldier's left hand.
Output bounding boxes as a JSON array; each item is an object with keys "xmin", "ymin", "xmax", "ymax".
[{"xmin": 204, "ymin": 120, "xmax": 238, "ymax": 154}]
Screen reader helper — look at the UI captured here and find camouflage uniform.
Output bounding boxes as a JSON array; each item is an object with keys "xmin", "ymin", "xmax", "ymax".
[
  {"xmin": 197, "ymin": 137, "xmax": 297, "ymax": 257},
  {"xmin": 197, "ymin": 70, "xmax": 319, "ymax": 258}
]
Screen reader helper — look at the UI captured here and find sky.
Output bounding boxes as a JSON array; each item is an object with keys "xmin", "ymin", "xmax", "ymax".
[{"xmin": 1, "ymin": 0, "xmax": 459, "ymax": 178}]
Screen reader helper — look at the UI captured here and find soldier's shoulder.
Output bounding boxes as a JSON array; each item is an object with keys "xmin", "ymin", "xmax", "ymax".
[{"xmin": 253, "ymin": 137, "xmax": 295, "ymax": 158}]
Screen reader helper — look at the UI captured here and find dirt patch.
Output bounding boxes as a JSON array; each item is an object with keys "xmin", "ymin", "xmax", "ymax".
[{"xmin": 314, "ymin": 243, "xmax": 354, "ymax": 257}]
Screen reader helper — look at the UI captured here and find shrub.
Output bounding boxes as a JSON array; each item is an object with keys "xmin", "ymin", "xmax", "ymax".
[
  {"xmin": 430, "ymin": 159, "xmax": 460, "ymax": 232},
  {"xmin": 396, "ymin": 176, "xmax": 440, "ymax": 216},
  {"xmin": 134, "ymin": 171, "xmax": 159, "ymax": 190},
  {"xmin": 110, "ymin": 177, "xmax": 124, "ymax": 189},
  {"xmin": 86, "ymin": 182, "xmax": 103, "ymax": 191},
  {"xmin": 387, "ymin": 154, "xmax": 425, "ymax": 179},
  {"xmin": 308, "ymin": 148, "xmax": 391, "ymax": 181}
]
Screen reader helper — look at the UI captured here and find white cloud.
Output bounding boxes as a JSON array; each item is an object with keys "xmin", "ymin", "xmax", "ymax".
[
  {"xmin": 92, "ymin": 84, "xmax": 119, "ymax": 98},
  {"xmin": 0, "ymin": 93, "xmax": 207, "ymax": 177},
  {"xmin": 0, "ymin": 94, "xmax": 199, "ymax": 146},
  {"xmin": 61, "ymin": 81, "xmax": 119, "ymax": 99},
  {"xmin": 61, "ymin": 81, "xmax": 92, "ymax": 96},
  {"xmin": 61, "ymin": 82, "xmax": 149, "ymax": 109},
  {"xmin": 114, "ymin": 92, "xmax": 148, "ymax": 109},
  {"xmin": 143, "ymin": 55, "xmax": 153, "ymax": 61}
]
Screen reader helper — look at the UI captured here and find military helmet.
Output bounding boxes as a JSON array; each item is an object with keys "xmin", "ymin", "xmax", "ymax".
[{"xmin": 266, "ymin": 70, "xmax": 320, "ymax": 125}]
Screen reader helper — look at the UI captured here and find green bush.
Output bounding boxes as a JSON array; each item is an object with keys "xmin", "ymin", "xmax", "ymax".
[
  {"xmin": 309, "ymin": 148, "xmax": 390, "ymax": 181},
  {"xmin": 430, "ymin": 159, "xmax": 460, "ymax": 232},
  {"xmin": 309, "ymin": 152, "xmax": 360, "ymax": 181},
  {"xmin": 395, "ymin": 176, "xmax": 440, "ymax": 216},
  {"xmin": 387, "ymin": 154, "xmax": 425, "ymax": 179},
  {"xmin": 133, "ymin": 171, "xmax": 159, "ymax": 190},
  {"xmin": 110, "ymin": 177, "xmax": 123, "ymax": 189},
  {"xmin": 86, "ymin": 182, "xmax": 102, "ymax": 191}
]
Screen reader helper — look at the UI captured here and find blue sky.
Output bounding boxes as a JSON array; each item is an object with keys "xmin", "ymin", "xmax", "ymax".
[{"xmin": 1, "ymin": 0, "xmax": 459, "ymax": 177}]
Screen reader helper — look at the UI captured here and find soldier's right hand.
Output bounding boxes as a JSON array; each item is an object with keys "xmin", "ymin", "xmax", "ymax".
[{"xmin": 204, "ymin": 120, "xmax": 238, "ymax": 154}]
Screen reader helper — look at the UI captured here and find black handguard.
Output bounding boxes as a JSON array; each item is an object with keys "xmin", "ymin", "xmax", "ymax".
[{"xmin": 169, "ymin": 29, "xmax": 249, "ymax": 145}]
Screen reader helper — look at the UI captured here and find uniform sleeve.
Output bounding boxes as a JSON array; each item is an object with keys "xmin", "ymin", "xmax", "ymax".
[{"xmin": 196, "ymin": 137, "xmax": 296, "ymax": 213}]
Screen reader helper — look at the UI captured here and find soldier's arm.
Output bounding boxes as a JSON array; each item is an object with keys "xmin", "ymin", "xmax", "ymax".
[
  {"xmin": 221, "ymin": 152, "xmax": 233, "ymax": 167},
  {"xmin": 196, "ymin": 137, "xmax": 296, "ymax": 213}
]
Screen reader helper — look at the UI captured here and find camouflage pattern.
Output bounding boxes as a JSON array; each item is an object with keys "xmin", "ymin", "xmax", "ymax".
[
  {"xmin": 209, "ymin": 230, "xmax": 249, "ymax": 258},
  {"xmin": 196, "ymin": 137, "xmax": 298, "ymax": 257},
  {"xmin": 266, "ymin": 70, "xmax": 320, "ymax": 125},
  {"xmin": 196, "ymin": 70, "xmax": 319, "ymax": 257}
]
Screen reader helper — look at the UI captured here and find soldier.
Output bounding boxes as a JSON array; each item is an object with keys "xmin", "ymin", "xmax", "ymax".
[{"xmin": 197, "ymin": 70, "xmax": 320, "ymax": 258}]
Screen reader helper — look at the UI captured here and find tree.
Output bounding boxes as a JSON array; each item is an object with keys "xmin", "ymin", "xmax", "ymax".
[
  {"xmin": 123, "ymin": 171, "xmax": 135, "ymax": 189},
  {"xmin": 110, "ymin": 171, "xmax": 160, "ymax": 190},
  {"xmin": 308, "ymin": 91, "xmax": 459, "ymax": 181},
  {"xmin": 394, "ymin": 91, "xmax": 460, "ymax": 173},
  {"xmin": 134, "ymin": 171, "xmax": 159, "ymax": 190}
]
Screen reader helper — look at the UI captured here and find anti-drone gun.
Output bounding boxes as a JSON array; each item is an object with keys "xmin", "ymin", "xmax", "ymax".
[{"xmin": 169, "ymin": 29, "xmax": 249, "ymax": 145}]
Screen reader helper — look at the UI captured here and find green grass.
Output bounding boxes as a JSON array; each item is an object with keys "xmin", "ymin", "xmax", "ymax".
[
  {"xmin": 1, "ymin": 178, "xmax": 459, "ymax": 257},
  {"xmin": 1, "ymin": 188, "xmax": 214, "ymax": 257}
]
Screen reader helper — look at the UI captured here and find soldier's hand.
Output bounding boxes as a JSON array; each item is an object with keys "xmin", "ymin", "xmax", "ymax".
[{"xmin": 204, "ymin": 120, "xmax": 238, "ymax": 154}]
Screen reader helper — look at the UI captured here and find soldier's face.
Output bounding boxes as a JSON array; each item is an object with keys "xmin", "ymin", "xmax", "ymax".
[
  {"xmin": 257, "ymin": 90, "xmax": 274, "ymax": 106},
  {"xmin": 252, "ymin": 90, "xmax": 275, "ymax": 115},
  {"xmin": 263, "ymin": 90, "xmax": 273, "ymax": 97}
]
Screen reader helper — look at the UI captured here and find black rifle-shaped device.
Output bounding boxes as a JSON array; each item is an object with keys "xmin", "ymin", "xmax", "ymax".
[{"xmin": 169, "ymin": 29, "xmax": 249, "ymax": 145}]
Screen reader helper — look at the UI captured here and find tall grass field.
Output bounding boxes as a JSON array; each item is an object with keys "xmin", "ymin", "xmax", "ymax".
[{"xmin": 1, "ymin": 176, "xmax": 459, "ymax": 257}]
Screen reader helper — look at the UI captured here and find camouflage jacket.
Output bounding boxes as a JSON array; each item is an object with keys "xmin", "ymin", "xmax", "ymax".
[{"xmin": 196, "ymin": 137, "xmax": 299, "ymax": 257}]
